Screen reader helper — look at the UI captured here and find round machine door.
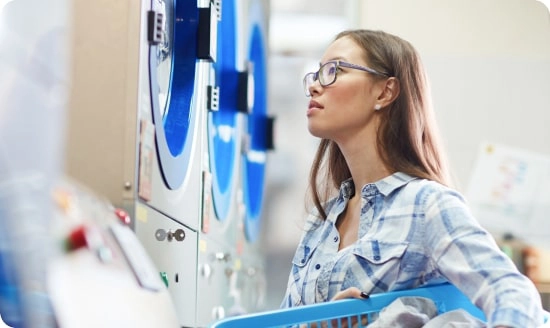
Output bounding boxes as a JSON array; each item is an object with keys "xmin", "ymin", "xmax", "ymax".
[
  {"xmin": 148, "ymin": 0, "xmax": 202, "ymax": 190},
  {"xmin": 242, "ymin": 0, "xmax": 272, "ymax": 242},
  {"xmin": 207, "ymin": 0, "xmax": 241, "ymax": 222}
]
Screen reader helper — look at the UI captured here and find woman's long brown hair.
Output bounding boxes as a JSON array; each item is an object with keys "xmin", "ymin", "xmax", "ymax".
[{"xmin": 308, "ymin": 30, "xmax": 452, "ymax": 220}]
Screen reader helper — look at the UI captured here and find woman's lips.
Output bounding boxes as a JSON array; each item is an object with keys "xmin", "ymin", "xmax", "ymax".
[{"xmin": 307, "ymin": 100, "xmax": 323, "ymax": 116}]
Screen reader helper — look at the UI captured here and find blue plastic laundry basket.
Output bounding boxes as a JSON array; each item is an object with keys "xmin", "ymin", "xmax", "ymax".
[{"xmin": 209, "ymin": 282, "xmax": 486, "ymax": 328}]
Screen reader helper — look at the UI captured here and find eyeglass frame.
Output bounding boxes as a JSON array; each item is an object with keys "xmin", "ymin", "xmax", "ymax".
[{"xmin": 303, "ymin": 60, "xmax": 389, "ymax": 97}]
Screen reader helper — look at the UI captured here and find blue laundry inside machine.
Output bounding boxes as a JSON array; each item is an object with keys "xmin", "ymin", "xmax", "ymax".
[
  {"xmin": 208, "ymin": 0, "xmax": 239, "ymax": 222},
  {"xmin": 149, "ymin": 0, "xmax": 200, "ymax": 190},
  {"xmin": 242, "ymin": 3, "xmax": 269, "ymax": 242}
]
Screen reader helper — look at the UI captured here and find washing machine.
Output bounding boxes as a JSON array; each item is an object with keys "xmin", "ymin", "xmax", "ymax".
[
  {"xmin": 196, "ymin": 0, "xmax": 272, "ymax": 325},
  {"xmin": 240, "ymin": 0, "xmax": 273, "ymax": 244},
  {"xmin": 132, "ymin": 2, "xmax": 215, "ymax": 324},
  {"xmin": 67, "ymin": 0, "xmax": 271, "ymax": 326},
  {"xmin": 201, "ymin": 0, "xmax": 245, "ymax": 241},
  {"xmin": 66, "ymin": 0, "xmax": 219, "ymax": 326},
  {"xmin": 196, "ymin": 0, "xmax": 245, "ymax": 325},
  {"xmin": 203, "ymin": 0, "xmax": 272, "ymax": 241},
  {"xmin": 237, "ymin": 0, "xmax": 273, "ymax": 315}
]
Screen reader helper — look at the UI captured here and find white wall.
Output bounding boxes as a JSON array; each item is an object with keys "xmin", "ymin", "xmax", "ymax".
[{"xmin": 358, "ymin": 0, "xmax": 550, "ymax": 189}]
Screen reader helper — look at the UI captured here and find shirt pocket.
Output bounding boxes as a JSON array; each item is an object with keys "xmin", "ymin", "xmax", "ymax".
[
  {"xmin": 352, "ymin": 240, "xmax": 408, "ymax": 263},
  {"xmin": 292, "ymin": 243, "xmax": 316, "ymax": 268},
  {"xmin": 351, "ymin": 240, "xmax": 409, "ymax": 288},
  {"xmin": 287, "ymin": 243, "xmax": 318, "ymax": 306}
]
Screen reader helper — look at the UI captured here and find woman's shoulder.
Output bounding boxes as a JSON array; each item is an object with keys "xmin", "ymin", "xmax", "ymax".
[{"xmin": 394, "ymin": 175, "xmax": 466, "ymax": 208}]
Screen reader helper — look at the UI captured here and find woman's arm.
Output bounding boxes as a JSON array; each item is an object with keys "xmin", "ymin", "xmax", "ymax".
[{"xmin": 424, "ymin": 189, "xmax": 544, "ymax": 327}]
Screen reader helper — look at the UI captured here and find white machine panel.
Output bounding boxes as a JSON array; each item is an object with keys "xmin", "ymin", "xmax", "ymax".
[
  {"xmin": 133, "ymin": 202, "xmax": 198, "ymax": 327},
  {"xmin": 196, "ymin": 235, "xmax": 235, "ymax": 327}
]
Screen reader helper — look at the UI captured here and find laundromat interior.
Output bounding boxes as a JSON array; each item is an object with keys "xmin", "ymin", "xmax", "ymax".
[{"xmin": 1, "ymin": 0, "xmax": 550, "ymax": 327}]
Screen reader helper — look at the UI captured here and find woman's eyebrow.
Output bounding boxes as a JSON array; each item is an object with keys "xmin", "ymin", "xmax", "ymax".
[{"xmin": 319, "ymin": 57, "xmax": 346, "ymax": 66}]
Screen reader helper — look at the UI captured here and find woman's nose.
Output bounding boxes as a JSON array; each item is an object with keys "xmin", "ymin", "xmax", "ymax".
[{"xmin": 308, "ymin": 79, "xmax": 322, "ymax": 96}]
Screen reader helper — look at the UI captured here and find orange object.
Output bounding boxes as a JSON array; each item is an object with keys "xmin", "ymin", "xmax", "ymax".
[{"xmin": 523, "ymin": 246, "xmax": 540, "ymax": 284}]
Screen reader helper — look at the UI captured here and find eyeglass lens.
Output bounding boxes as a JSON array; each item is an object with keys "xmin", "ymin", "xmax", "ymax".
[
  {"xmin": 303, "ymin": 62, "xmax": 338, "ymax": 96},
  {"xmin": 319, "ymin": 62, "xmax": 337, "ymax": 86}
]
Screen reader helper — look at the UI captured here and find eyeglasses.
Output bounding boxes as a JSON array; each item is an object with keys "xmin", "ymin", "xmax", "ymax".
[{"xmin": 303, "ymin": 60, "xmax": 389, "ymax": 97}]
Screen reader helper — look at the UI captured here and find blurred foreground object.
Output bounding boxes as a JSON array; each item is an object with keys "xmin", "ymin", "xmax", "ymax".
[
  {"xmin": 47, "ymin": 178, "xmax": 180, "ymax": 328},
  {"xmin": 0, "ymin": 0, "xmax": 70, "ymax": 326},
  {"xmin": 0, "ymin": 0, "xmax": 180, "ymax": 326}
]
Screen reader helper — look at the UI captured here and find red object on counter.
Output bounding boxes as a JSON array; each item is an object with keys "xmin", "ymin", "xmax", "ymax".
[
  {"xmin": 114, "ymin": 208, "xmax": 131, "ymax": 225},
  {"xmin": 66, "ymin": 225, "xmax": 88, "ymax": 251}
]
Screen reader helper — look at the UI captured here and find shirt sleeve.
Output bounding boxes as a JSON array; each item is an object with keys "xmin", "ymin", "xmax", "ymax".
[{"xmin": 423, "ymin": 188, "xmax": 545, "ymax": 327}]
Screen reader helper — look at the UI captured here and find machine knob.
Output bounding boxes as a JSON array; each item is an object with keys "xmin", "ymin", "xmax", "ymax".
[
  {"xmin": 247, "ymin": 267, "xmax": 257, "ymax": 277},
  {"xmin": 166, "ymin": 229, "xmax": 186, "ymax": 241},
  {"xmin": 200, "ymin": 263, "xmax": 212, "ymax": 279},
  {"xmin": 114, "ymin": 208, "xmax": 131, "ymax": 225},
  {"xmin": 212, "ymin": 306, "xmax": 225, "ymax": 321},
  {"xmin": 214, "ymin": 252, "xmax": 230, "ymax": 262},
  {"xmin": 154, "ymin": 228, "xmax": 185, "ymax": 242},
  {"xmin": 155, "ymin": 228, "xmax": 166, "ymax": 241}
]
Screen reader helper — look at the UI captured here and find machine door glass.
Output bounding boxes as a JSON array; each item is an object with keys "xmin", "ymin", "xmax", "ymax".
[{"xmin": 149, "ymin": 0, "xmax": 201, "ymax": 190}]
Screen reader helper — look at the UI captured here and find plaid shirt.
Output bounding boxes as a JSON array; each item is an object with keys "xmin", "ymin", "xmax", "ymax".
[{"xmin": 281, "ymin": 172, "xmax": 544, "ymax": 327}]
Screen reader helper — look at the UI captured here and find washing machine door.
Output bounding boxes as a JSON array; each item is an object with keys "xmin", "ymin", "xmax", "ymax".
[
  {"xmin": 242, "ymin": 0, "xmax": 272, "ymax": 242},
  {"xmin": 208, "ymin": 0, "xmax": 240, "ymax": 222},
  {"xmin": 149, "ymin": 0, "xmax": 200, "ymax": 190}
]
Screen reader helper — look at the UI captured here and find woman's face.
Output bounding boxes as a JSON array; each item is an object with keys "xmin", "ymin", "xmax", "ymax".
[{"xmin": 306, "ymin": 36, "xmax": 384, "ymax": 143}]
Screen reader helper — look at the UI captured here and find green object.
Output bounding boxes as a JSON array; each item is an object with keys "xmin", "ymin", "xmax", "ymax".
[
  {"xmin": 159, "ymin": 272, "xmax": 169, "ymax": 287},
  {"xmin": 501, "ymin": 245, "xmax": 513, "ymax": 259}
]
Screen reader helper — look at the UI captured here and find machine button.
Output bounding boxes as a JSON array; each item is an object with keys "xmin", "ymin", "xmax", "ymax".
[
  {"xmin": 114, "ymin": 208, "xmax": 131, "ymax": 225},
  {"xmin": 65, "ymin": 225, "xmax": 88, "ymax": 251}
]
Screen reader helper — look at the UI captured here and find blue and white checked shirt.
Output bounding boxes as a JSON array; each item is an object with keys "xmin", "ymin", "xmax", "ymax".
[{"xmin": 281, "ymin": 172, "xmax": 544, "ymax": 327}]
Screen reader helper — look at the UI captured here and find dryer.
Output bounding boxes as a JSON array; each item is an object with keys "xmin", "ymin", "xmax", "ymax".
[
  {"xmin": 196, "ymin": 0, "xmax": 245, "ymax": 325},
  {"xmin": 66, "ymin": 0, "xmax": 211, "ymax": 227},
  {"xmin": 67, "ymin": 0, "xmax": 272, "ymax": 326},
  {"xmin": 196, "ymin": 0, "xmax": 272, "ymax": 325},
  {"xmin": 66, "ymin": 0, "xmax": 219, "ymax": 326},
  {"xmin": 235, "ymin": 0, "xmax": 272, "ymax": 315},
  {"xmin": 241, "ymin": 0, "xmax": 273, "ymax": 243}
]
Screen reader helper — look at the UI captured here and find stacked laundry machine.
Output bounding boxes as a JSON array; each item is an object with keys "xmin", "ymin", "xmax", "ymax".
[{"xmin": 66, "ymin": 0, "xmax": 272, "ymax": 326}]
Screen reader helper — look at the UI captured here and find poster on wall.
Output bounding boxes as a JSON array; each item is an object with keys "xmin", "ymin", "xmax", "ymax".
[{"xmin": 465, "ymin": 142, "xmax": 550, "ymax": 248}]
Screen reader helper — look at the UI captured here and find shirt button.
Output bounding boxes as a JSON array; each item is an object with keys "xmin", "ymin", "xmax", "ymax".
[
  {"xmin": 301, "ymin": 259, "xmax": 305, "ymax": 264},
  {"xmin": 374, "ymin": 255, "xmax": 381, "ymax": 261},
  {"xmin": 315, "ymin": 264, "xmax": 321, "ymax": 270},
  {"xmin": 333, "ymin": 236, "xmax": 339, "ymax": 242}
]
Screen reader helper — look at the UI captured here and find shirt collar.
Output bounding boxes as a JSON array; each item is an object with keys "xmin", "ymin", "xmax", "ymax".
[{"xmin": 340, "ymin": 172, "xmax": 416, "ymax": 199}]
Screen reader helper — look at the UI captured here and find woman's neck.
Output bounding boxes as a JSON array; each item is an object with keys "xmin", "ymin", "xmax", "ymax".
[{"xmin": 337, "ymin": 138, "xmax": 393, "ymax": 196}]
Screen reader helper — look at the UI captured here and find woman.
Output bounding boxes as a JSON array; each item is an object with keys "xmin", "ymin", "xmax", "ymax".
[{"xmin": 281, "ymin": 29, "xmax": 544, "ymax": 327}]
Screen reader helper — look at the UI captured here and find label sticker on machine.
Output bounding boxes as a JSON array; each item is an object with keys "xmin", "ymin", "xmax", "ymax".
[{"xmin": 138, "ymin": 119, "xmax": 155, "ymax": 201}]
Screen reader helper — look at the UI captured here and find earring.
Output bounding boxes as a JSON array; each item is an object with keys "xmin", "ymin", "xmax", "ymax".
[{"xmin": 374, "ymin": 104, "xmax": 381, "ymax": 111}]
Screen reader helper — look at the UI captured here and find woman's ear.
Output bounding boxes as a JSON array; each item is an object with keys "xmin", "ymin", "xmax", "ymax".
[{"xmin": 377, "ymin": 77, "xmax": 400, "ymax": 107}]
